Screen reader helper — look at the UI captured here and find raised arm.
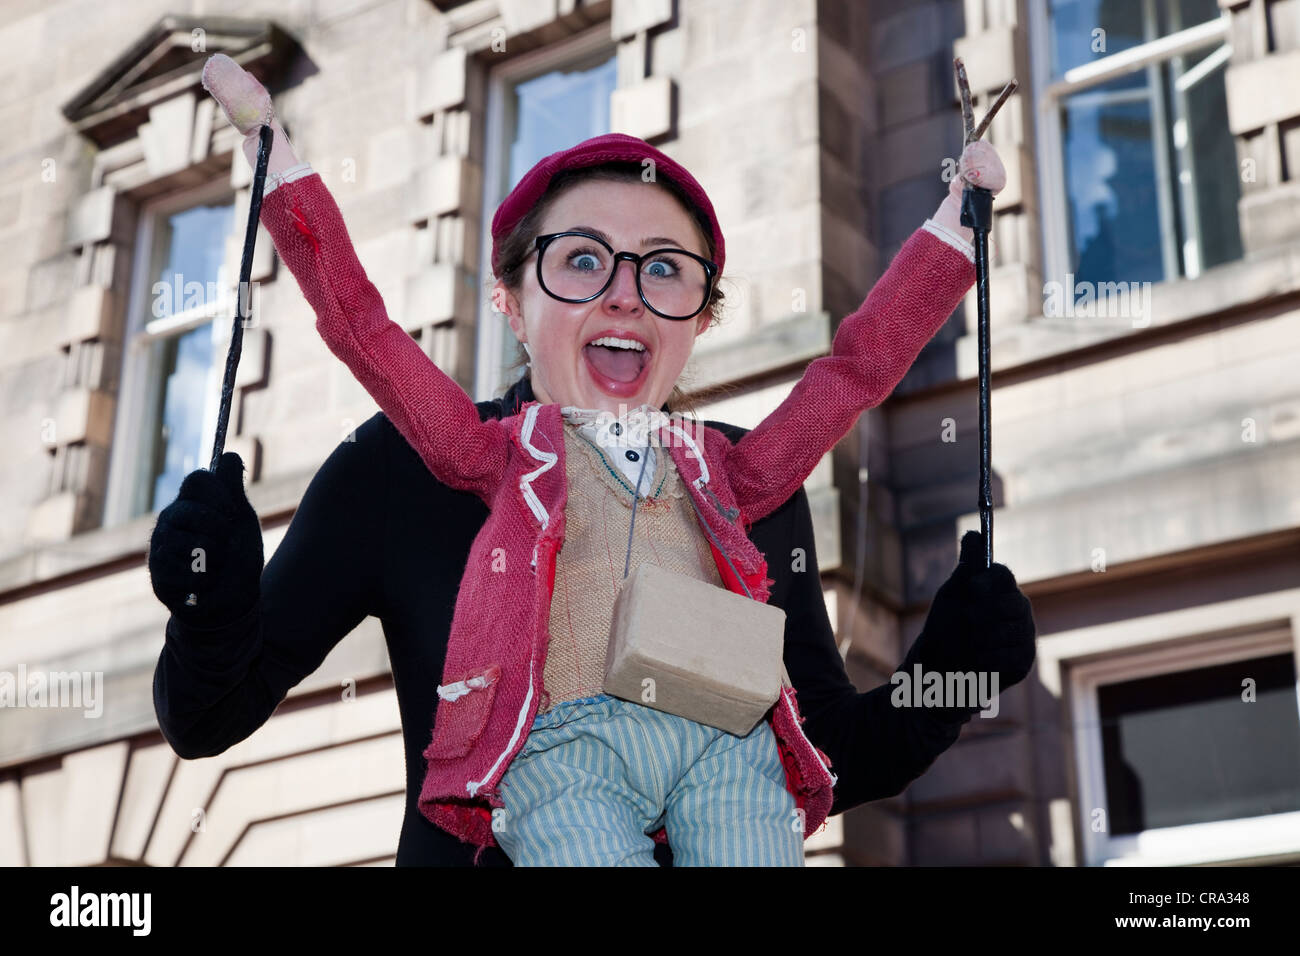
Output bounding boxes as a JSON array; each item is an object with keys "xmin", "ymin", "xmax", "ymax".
[
  {"xmin": 258, "ymin": 174, "xmax": 509, "ymax": 502},
  {"xmin": 725, "ymin": 142, "xmax": 1003, "ymax": 524},
  {"xmin": 202, "ymin": 53, "xmax": 509, "ymax": 503}
]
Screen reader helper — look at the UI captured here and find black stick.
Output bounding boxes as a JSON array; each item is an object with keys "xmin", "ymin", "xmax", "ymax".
[
  {"xmin": 209, "ymin": 122, "xmax": 273, "ymax": 472},
  {"xmin": 954, "ymin": 57, "xmax": 1015, "ymax": 570},
  {"xmin": 961, "ymin": 184, "xmax": 994, "ymax": 570}
]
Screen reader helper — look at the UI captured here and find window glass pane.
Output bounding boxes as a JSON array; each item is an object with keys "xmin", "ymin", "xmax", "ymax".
[
  {"xmin": 1048, "ymin": 0, "xmax": 1148, "ymax": 77},
  {"xmin": 149, "ymin": 322, "xmax": 220, "ymax": 509},
  {"xmin": 492, "ymin": 52, "xmax": 616, "ymax": 383},
  {"xmin": 1061, "ymin": 77, "xmax": 1166, "ymax": 288},
  {"xmin": 1098, "ymin": 653, "xmax": 1300, "ymax": 835},
  {"xmin": 506, "ymin": 54, "xmax": 617, "ymax": 191},
  {"xmin": 1175, "ymin": 45, "xmax": 1243, "ymax": 269},
  {"xmin": 152, "ymin": 202, "xmax": 234, "ymax": 315},
  {"xmin": 1165, "ymin": 0, "xmax": 1223, "ymax": 33},
  {"xmin": 1049, "ymin": 1, "xmax": 1223, "ymax": 79},
  {"xmin": 141, "ymin": 198, "xmax": 233, "ymax": 514},
  {"xmin": 1049, "ymin": 2, "xmax": 1243, "ymax": 284}
]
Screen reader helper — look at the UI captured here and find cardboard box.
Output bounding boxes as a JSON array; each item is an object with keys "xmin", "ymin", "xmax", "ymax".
[{"xmin": 602, "ymin": 562, "xmax": 787, "ymax": 735}]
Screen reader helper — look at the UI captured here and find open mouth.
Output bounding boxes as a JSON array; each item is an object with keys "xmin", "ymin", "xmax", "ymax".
[{"xmin": 582, "ymin": 334, "xmax": 652, "ymax": 397}]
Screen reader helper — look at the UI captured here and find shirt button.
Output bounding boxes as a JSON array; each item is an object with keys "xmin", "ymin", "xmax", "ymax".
[
  {"xmin": 611, "ymin": 422, "xmax": 622, "ymax": 436},
  {"xmin": 625, "ymin": 450, "xmax": 639, "ymax": 462}
]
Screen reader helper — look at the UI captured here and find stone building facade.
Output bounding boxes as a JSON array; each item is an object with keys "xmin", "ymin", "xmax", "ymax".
[{"xmin": 0, "ymin": 0, "xmax": 1297, "ymax": 866}]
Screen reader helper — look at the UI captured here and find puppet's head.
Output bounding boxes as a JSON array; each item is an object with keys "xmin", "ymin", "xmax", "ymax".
[{"xmin": 489, "ymin": 134, "xmax": 726, "ymax": 417}]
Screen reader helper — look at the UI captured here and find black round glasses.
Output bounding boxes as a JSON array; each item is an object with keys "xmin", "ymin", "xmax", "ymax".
[{"xmin": 529, "ymin": 231, "xmax": 718, "ymax": 321}]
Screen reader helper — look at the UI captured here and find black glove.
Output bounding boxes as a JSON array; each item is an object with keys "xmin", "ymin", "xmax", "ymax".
[
  {"xmin": 148, "ymin": 451, "xmax": 264, "ymax": 629},
  {"xmin": 898, "ymin": 530, "xmax": 1036, "ymax": 724}
]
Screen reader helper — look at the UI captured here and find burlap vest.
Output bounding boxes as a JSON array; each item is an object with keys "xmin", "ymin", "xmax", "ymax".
[{"xmin": 539, "ymin": 423, "xmax": 725, "ymax": 712}]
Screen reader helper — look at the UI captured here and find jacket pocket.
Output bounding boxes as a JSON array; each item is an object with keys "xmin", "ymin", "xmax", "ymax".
[{"xmin": 425, "ymin": 663, "xmax": 501, "ymax": 761}]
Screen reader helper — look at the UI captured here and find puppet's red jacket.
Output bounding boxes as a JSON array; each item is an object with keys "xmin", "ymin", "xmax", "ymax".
[{"xmin": 258, "ymin": 171, "xmax": 976, "ymax": 859}]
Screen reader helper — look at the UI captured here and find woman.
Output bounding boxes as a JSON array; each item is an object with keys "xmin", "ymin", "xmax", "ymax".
[{"xmin": 148, "ymin": 54, "xmax": 1036, "ymax": 866}]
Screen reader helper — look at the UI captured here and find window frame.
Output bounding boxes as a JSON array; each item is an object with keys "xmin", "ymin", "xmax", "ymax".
[
  {"xmin": 1070, "ymin": 625, "xmax": 1300, "ymax": 865},
  {"xmin": 103, "ymin": 176, "xmax": 238, "ymax": 526},
  {"xmin": 473, "ymin": 23, "xmax": 619, "ymax": 402},
  {"xmin": 1027, "ymin": 0, "xmax": 1235, "ymax": 291}
]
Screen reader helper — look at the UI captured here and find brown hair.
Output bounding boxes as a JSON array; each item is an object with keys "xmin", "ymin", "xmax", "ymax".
[{"xmin": 492, "ymin": 162, "xmax": 733, "ymax": 417}]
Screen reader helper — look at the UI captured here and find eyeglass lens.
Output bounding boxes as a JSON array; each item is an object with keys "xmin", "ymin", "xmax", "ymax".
[{"xmin": 539, "ymin": 234, "xmax": 709, "ymax": 318}]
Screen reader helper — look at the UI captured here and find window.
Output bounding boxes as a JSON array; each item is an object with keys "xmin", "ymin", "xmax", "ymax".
[
  {"xmin": 1072, "ymin": 628, "xmax": 1300, "ymax": 865},
  {"xmin": 475, "ymin": 25, "xmax": 617, "ymax": 400},
  {"xmin": 104, "ymin": 179, "xmax": 236, "ymax": 524},
  {"xmin": 1031, "ymin": 0, "xmax": 1243, "ymax": 296}
]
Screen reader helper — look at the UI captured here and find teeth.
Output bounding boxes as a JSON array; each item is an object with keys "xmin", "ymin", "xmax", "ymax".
[{"xmin": 588, "ymin": 336, "xmax": 646, "ymax": 351}]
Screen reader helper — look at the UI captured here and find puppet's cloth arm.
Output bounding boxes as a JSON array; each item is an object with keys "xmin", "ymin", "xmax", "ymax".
[
  {"xmin": 258, "ymin": 172, "xmax": 509, "ymax": 503},
  {"xmin": 725, "ymin": 226, "xmax": 975, "ymax": 524}
]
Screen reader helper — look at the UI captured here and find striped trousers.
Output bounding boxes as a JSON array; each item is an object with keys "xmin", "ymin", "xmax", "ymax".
[{"xmin": 493, "ymin": 692, "xmax": 805, "ymax": 866}]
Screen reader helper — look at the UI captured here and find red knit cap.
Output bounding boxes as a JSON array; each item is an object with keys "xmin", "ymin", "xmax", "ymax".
[{"xmin": 489, "ymin": 132, "xmax": 725, "ymax": 277}]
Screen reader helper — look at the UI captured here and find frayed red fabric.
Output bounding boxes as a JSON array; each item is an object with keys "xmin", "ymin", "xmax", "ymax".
[
  {"xmin": 288, "ymin": 200, "xmax": 320, "ymax": 254},
  {"xmin": 425, "ymin": 664, "xmax": 501, "ymax": 760}
]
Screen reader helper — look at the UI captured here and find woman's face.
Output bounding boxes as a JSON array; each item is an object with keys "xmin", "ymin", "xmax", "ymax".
[{"xmin": 493, "ymin": 179, "xmax": 713, "ymax": 415}]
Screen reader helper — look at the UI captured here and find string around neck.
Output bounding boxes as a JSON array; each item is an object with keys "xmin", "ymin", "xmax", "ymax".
[{"xmin": 623, "ymin": 443, "xmax": 651, "ymax": 580}]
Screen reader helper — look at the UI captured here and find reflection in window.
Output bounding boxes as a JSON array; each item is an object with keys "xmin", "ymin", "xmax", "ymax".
[
  {"xmin": 1062, "ymin": 78, "xmax": 1165, "ymax": 287},
  {"xmin": 1045, "ymin": 0, "xmax": 1241, "ymax": 293},
  {"xmin": 138, "ymin": 200, "xmax": 234, "ymax": 516},
  {"xmin": 148, "ymin": 323, "xmax": 221, "ymax": 508}
]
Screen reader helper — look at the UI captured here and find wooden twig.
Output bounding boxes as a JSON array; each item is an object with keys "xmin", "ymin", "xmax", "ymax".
[
  {"xmin": 972, "ymin": 79, "xmax": 1018, "ymax": 142},
  {"xmin": 955, "ymin": 56, "xmax": 976, "ymax": 147},
  {"xmin": 954, "ymin": 57, "xmax": 1019, "ymax": 147}
]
